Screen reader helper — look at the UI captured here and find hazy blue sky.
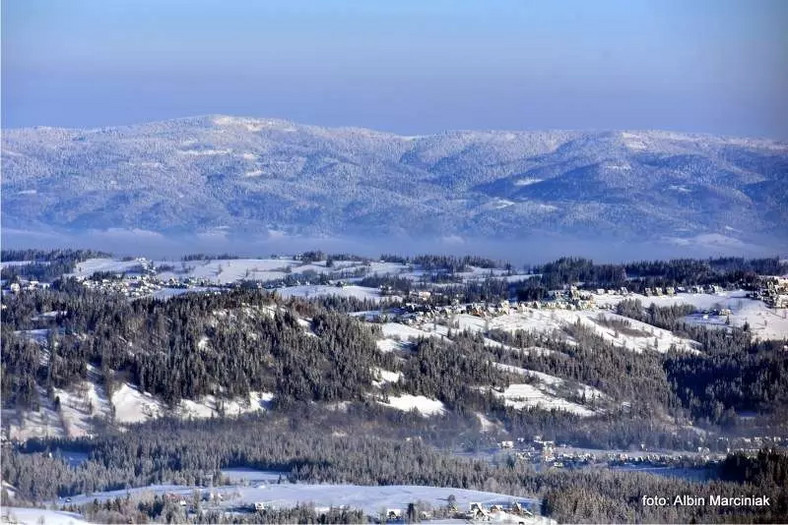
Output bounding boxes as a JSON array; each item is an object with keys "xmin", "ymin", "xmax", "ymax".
[{"xmin": 3, "ymin": 0, "xmax": 787, "ymax": 137}]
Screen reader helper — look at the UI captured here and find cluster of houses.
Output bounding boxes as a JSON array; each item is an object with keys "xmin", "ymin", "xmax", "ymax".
[
  {"xmin": 376, "ymin": 277, "xmax": 782, "ymax": 328},
  {"xmin": 494, "ymin": 435, "xmax": 742, "ymax": 471},
  {"xmin": 380, "ymin": 500, "xmax": 536, "ymax": 524},
  {"xmin": 77, "ymin": 274, "xmax": 167, "ymax": 298},
  {"xmin": 500, "ymin": 437, "xmax": 559, "ymax": 464},
  {"xmin": 4, "ymin": 279, "xmax": 50, "ymax": 294},
  {"xmin": 381, "ymin": 293, "xmax": 607, "ymax": 327},
  {"xmin": 467, "ymin": 500, "xmax": 535, "ymax": 523},
  {"xmin": 729, "ymin": 435, "xmax": 785, "ymax": 454},
  {"xmin": 646, "ymin": 284, "xmax": 724, "ymax": 296},
  {"xmin": 752, "ymin": 277, "xmax": 788, "ymax": 308}
]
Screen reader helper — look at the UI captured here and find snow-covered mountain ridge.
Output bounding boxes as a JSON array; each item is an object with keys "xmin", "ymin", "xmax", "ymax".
[{"xmin": 3, "ymin": 115, "xmax": 786, "ymax": 242}]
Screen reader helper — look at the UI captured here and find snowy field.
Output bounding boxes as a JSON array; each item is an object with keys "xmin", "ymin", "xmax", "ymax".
[
  {"xmin": 177, "ymin": 391, "xmax": 274, "ymax": 419},
  {"xmin": 378, "ymin": 393, "xmax": 447, "ymax": 416},
  {"xmin": 276, "ymin": 284, "xmax": 381, "ymax": 301},
  {"xmin": 219, "ymin": 468, "xmax": 288, "ymax": 484},
  {"xmin": 48, "ymin": 482, "xmax": 550, "ymax": 522},
  {"xmin": 158, "ymin": 257, "xmax": 410, "ymax": 285},
  {"xmin": 173, "ymin": 258, "xmax": 299, "ymax": 284},
  {"xmin": 380, "ymin": 322, "xmax": 448, "ymax": 342},
  {"xmin": 111, "ymin": 383, "xmax": 165, "ymax": 424},
  {"xmin": 493, "ymin": 364, "xmax": 607, "ymax": 403},
  {"xmin": 1, "ymin": 508, "xmax": 88, "ymax": 525},
  {"xmin": 111, "ymin": 383, "xmax": 274, "ymax": 424},
  {"xmin": 491, "ymin": 383, "xmax": 596, "ymax": 417},
  {"xmin": 68, "ymin": 256, "xmax": 522, "ymax": 289},
  {"xmin": 378, "ymin": 306, "xmax": 699, "ymax": 354},
  {"xmin": 371, "ymin": 367, "xmax": 404, "ymax": 388},
  {"xmin": 53, "ymin": 379, "xmax": 113, "ymax": 438}
]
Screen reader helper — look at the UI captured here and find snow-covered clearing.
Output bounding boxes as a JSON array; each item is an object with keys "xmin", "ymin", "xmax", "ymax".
[
  {"xmin": 4, "ymin": 380, "xmax": 274, "ymax": 439},
  {"xmin": 112, "ymin": 382, "xmax": 274, "ymax": 423},
  {"xmin": 53, "ymin": 380, "xmax": 112, "ymax": 438},
  {"xmin": 181, "ymin": 258, "xmax": 297, "ymax": 284},
  {"xmin": 684, "ymin": 306, "xmax": 788, "ymax": 340},
  {"xmin": 364, "ymin": 261, "xmax": 410, "ymax": 275},
  {"xmin": 52, "ymin": 483, "xmax": 550, "ymax": 522},
  {"xmin": 476, "ymin": 412, "xmax": 500, "ymax": 433},
  {"xmin": 111, "ymin": 383, "xmax": 165, "ymax": 424},
  {"xmin": 378, "ymin": 394, "xmax": 447, "ymax": 416},
  {"xmin": 381, "ymin": 322, "xmax": 446, "ymax": 342},
  {"xmin": 277, "ymin": 285, "xmax": 381, "ymax": 301},
  {"xmin": 1, "ymin": 508, "xmax": 88, "ymax": 525},
  {"xmin": 371, "ymin": 367, "xmax": 403, "ymax": 388},
  {"xmin": 2, "ymin": 391, "xmax": 66, "ymax": 441},
  {"xmin": 593, "ymin": 291, "xmax": 788, "ymax": 340},
  {"xmin": 375, "ymin": 338, "xmax": 406, "ymax": 352},
  {"xmin": 492, "ymin": 383, "xmax": 596, "ymax": 417},
  {"xmin": 150, "ymin": 257, "xmax": 407, "ymax": 286},
  {"xmin": 14, "ymin": 328, "xmax": 51, "ymax": 344},
  {"xmin": 493, "ymin": 364, "xmax": 608, "ymax": 404},
  {"xmin": 177, "ymin": 391, "xmax": 274, "ymax": 419},
  {"xmin": 456, "ymin": 309, "xmax": 698, "ymax": 353},
  {"xmin": 0, "ymin": 260, "xmax": 38, "ymax": 268},
  {"xmin": 69, "ymin": 258, "xmax": 145, "ymax": 278}
]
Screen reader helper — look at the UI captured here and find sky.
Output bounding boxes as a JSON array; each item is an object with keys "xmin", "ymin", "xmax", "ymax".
[{"xmin": 2, "ymin": 0, "xmax": 787, "ymax": 138}]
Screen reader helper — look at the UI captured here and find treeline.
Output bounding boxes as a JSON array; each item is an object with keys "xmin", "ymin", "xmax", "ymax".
[
  {"xmin": 0, "ymin": 249, "xmax": 109, "ymax": 283},
  {"xmin": 0, "ymin": 248, "xmax": 109, "ymax": 262},
  {"xmin": 396, "ymin": 337, "xmax": 505, "ymax": 410},
  {"xmin": 182, "ymin": 253, "xmax": 242, "ymax": 261},
  {"xmin": 542, "ymin": 449, "xmax": 787, "ymax": 524},
  {"xmin": 69, "ymin": 497, "xmax": 367, "ymax": 524},
  {"xmin": 3, "ymin": 413, "xmax": 787, "ymax": 523},
  {"xmin": 358, "ymin": 275, "xmax": 511, "ymax": 305},
  {"xmin": 411, "ymin": 254, "xmax": 501, "ymax": 271},
  {"xmin": 377, "ymin": 254, "xmax": 502, "ymax": 271},
  {"xmin": 520, "ymin": 256, "xmax": 786, "ymax": 295},
  {"xmin": 615, "ymin": 299, "xmax": 698, "ymax": 334}
]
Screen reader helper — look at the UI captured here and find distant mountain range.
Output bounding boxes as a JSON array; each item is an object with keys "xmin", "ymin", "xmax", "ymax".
[{"xmin": 2, "ymin": 115, "xmax": 787, "ymax": 246}]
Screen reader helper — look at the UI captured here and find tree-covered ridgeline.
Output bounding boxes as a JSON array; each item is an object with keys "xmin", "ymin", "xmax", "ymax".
[
  {"xmin": 1, "ymin": 285, "xmax": 395, "ymax": 407},
  {"xmin": 3, "ymin": 275, "xmax": 787, "ymax": 435},
  {"xmin": 0, "ymin": 249, "xmax": 110, "ymax": 283},
  {"xmin": 515, "ymin": 256, "xmax": 787, "ymax": 299}
]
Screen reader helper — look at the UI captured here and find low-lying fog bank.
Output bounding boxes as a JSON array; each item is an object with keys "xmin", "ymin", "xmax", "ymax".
[{"xmin": 2, "ymin": 228, "xmax": 784, "ymax": 264}]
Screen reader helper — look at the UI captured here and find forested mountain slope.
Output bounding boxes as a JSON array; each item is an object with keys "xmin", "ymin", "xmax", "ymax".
[{"xmin": 3, "ymin": 116, "xmax": 787, "ymax": 242}]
